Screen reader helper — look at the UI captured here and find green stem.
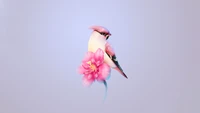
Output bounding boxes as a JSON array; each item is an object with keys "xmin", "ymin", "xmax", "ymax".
[{"xmin": 103, "ymin": 80, "xmax": 107, "ymax": 103}]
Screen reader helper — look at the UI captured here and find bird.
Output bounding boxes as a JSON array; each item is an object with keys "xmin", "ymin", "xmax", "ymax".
[{"xmin": 88, "ymin": 25, "xmax": 128, "ymax": 79}]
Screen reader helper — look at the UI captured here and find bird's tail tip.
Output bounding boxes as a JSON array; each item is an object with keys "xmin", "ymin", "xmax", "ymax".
[
  {"xmin": 114, "ymin": 67, "xmax": 128, "ymax": 79},
  {"xmin": 123, "ymin": 72, "xmax": 128, "ymax": 79}
]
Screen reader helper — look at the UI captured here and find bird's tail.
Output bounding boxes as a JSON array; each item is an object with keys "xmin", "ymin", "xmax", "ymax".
[{"xmin": 114, "ymin": 67, "xmax": 128, "ymax": 79}]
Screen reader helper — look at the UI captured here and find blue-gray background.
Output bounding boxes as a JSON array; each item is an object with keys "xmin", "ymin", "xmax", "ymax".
[{"xmin": 0, "ymin": 0, "xmax": 200, "ymax": 113}]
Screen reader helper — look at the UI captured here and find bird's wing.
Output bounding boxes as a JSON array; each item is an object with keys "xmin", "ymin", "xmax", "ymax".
[{"xmin": 105, "ymin": 42, "xmax": 128, "ymax": 79}]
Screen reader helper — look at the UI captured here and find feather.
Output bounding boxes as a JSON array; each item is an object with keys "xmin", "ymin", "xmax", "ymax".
[{"xmin": 105, "ymin": 42, "xmax": 128, "ymax": 79}]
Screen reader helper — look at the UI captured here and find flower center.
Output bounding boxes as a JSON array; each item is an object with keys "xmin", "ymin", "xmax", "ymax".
[{"xmin": 87, "ymin": 61, "xmax": 97, "ymax": 72}]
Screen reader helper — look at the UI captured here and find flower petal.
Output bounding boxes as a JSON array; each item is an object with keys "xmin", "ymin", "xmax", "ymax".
[
  {"xmin": 94, "ymin": 48, "xmax": 104, "ymax": 65},
  {"xmin": 80, "ymin": 51, "xmax": 94, "ymax": 73},
  {"xmin": 97, "ymin": 63, "xmax": 111, "ymax": 81},
  {"xmin": 91, "ymin": 58, "xmax": 96, "ymax": 64},
  {"xmin": 82, "ymin": 74, "xmax": 95, "ymax": 86},
  {"xmin": 82, "ymin": 51, "xmax": 94, "ymax": 63},
  {"xmin": 82, "ymin": 62, "xmax": 90, "ymax": 70},
  {"xmin": 78, "ymin": 65, "xmax": 85, "ymax": 74}
]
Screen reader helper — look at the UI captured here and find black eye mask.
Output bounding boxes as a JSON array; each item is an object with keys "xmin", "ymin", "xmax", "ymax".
[
  {"xmin": 95, "ymin": 30, "xmax": 109, "ymax": 40},
  {"xmin": 100, "ymin": 32, "xmax": 107, "ymax": 36}
]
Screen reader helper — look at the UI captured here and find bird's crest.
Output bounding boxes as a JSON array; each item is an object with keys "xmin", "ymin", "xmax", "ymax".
[{"xmin": 89, "ymin": 25, "xmax": 111, "ymax": 36}]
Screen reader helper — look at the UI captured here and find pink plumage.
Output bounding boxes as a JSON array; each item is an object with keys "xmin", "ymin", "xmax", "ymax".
[
  {"xmin": 89, "ymin": 25, "xmax": 111, "ymax": 36},
  {"xmin": 105, "ymin": 42, "xmax": 115, "ymax": 56}
]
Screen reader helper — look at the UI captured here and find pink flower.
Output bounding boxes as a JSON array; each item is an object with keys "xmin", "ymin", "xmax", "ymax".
[{"xmin": 78, "ymin": 48, "xmax": 111, "ymax": 86}]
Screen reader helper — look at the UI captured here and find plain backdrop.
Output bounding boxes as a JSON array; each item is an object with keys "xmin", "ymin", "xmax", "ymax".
[{"xmin": 0, "ymin": 0, "xmax": 200, "ymax": 113}]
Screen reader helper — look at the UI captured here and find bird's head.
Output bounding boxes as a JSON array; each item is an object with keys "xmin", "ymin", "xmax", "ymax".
[{"xmin": 89, "ymin": 25, "xmax": 111, "ymax": 40}]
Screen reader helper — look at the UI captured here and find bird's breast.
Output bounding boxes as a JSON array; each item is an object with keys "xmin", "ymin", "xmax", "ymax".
[
  {"xmin": 88, "ymin": 36, "xmax": 116, "ymax": 68},
  {"xmin": 88, "ymin": 35, "xmax": 106, "ymax": 52}
]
